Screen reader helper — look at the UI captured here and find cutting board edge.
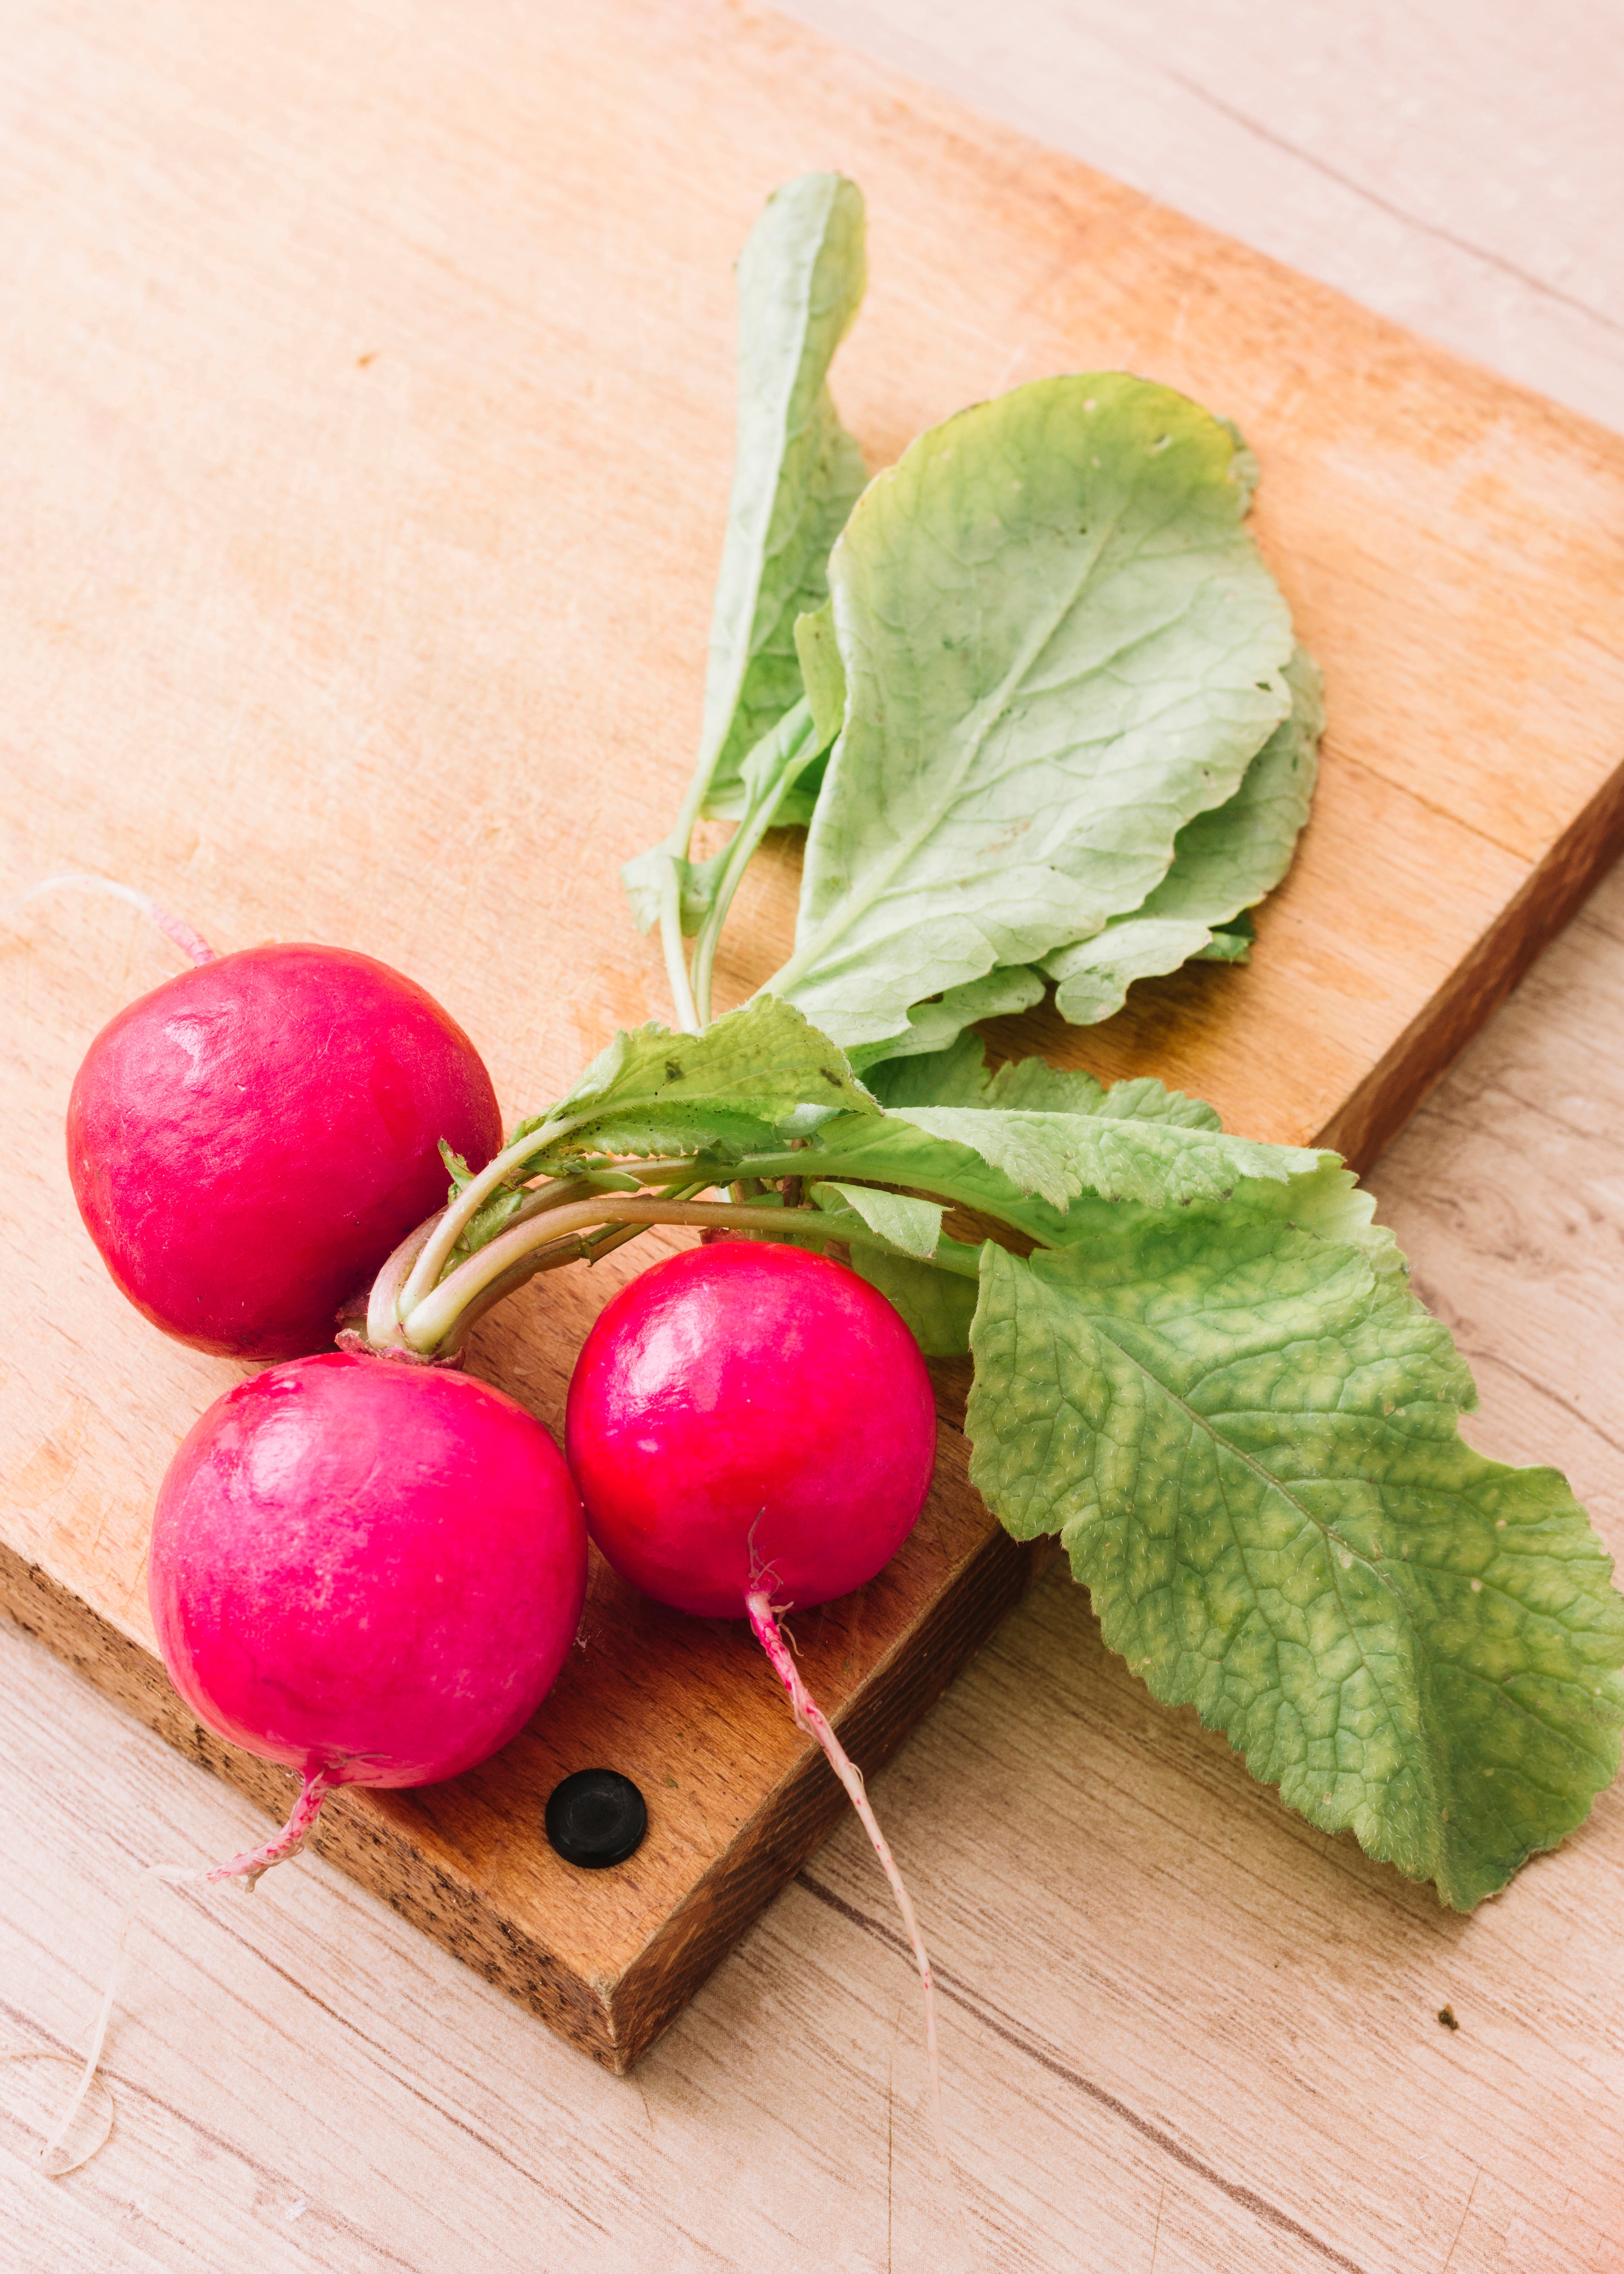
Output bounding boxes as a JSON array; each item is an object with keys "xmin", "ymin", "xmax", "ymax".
[
  {"xmin": 0, "ymin": 1508, "xmax": 1051, "ymax": 2070},
  {"xmin": 1314, "ymin": 747, "xmax": 1624, "ymax": 1170}
]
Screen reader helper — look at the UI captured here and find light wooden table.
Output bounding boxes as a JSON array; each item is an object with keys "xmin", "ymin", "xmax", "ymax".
[{"xmin": 4, "ymin": 6, "xmax": 1621, "ymax": 2269}]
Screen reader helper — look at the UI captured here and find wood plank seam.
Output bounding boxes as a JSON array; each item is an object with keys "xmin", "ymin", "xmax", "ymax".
[{"xmin": 796, "ymin": 1872, "xmax": 1373, "ymax": 2274}]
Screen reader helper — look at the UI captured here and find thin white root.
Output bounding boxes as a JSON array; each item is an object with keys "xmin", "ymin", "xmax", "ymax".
[
  {"xmin": 35, "ymin": 1862, "xmax": 202, "ymax": 2174},
  {"xmin": 743, "ymin": 1589, "xmax": 948, "ymax": 2167},
  {"xmin": 9, "ymin": 873, "xmax": 216, "ymax": 966},
  {"xmin": 0, "ymin": 2051, "xmax": 114, "ymax": 2175},
  {"xmin": 37, "ymin": 1770, "xmax": 333, "ymax": 2177}
]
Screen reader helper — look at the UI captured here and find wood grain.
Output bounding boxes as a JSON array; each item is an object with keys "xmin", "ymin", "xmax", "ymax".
[
  {"xmin": 4, "ymin": 868, "xmax": 1621, "ymax": 2272},
  {"xmin": 4, "ymin": 0, "xmax": 1624, "ymax": 2267},
  {"xmin": 5, "ymin": 0, "xmax": 1624, "ymax": 2134}
]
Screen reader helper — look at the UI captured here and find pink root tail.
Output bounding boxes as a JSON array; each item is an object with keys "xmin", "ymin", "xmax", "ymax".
[
  {"xmin": 15, "ymin": 873, "xmax": 217, "ymax": 965},
  {"xmin": 204, "ymin": 1767, "xmax": 335, "ymax": 1890},
  {"xmin": 38, "ymin": 1769, "xmax": 333, "ymax": 2175},
  {"xmin": 744, "ymin": 1588, "xmax": 947, "ymax": 2166}
]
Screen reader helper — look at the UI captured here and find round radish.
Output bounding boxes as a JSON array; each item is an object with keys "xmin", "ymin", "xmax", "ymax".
[
  {"xmin": 150, "ymin": 1351, "xmax": 587, "ymax": 1797},
  {"xmin": 564, "ymin": 1240, "xmax": 937, "ymax": 1620},
  {"xmin": 67, "ymin": 943, "xmax": 502, "ymax": 1359}
]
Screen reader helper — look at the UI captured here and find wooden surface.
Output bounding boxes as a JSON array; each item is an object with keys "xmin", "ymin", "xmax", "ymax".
[
  {"xmin": 3, "ymin": 0, "xmax": 1623, "ymax": 2267},
  {"xmin": 6, "ymin": 0, "xmax": 1624, "ymax": 2064}
]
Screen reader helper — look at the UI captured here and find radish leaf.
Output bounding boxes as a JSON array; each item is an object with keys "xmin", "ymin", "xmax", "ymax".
[
  {"xmin": 764, "ymin": 374, "xmax": 1294, "ymax": 1050},
  {"xmin": 865, "ymin": 1032, "xmax": 1223, "ymax": 1127},
  {"xmin": 622, "ymin": 173, "xmax": 867, "ymax": 932},
  {"xmin": 810, "ymin": 1180, "xmax": 944, "ymax": 1259},
  {"xmin": 512, "ymin": 996, "xmax": 878, "ymax": 1164},
  {"xmin": 848, "ymin": 1104, "xmax": 1323, "ymax": 1214},
  {"xmin": 966, "ymin": 1226, "xmax": 1624, "ymax": 1908},
  {"xmin": 1042, "ymin": 648, "xmax": 1324, "ymax": 1023},
  {"xmin": 851, "ymin": 1248, "xmax": 980, "ymax": 1357}
]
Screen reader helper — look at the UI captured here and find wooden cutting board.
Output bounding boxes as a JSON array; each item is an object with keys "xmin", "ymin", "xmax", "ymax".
[{"xmin": 3, "ymin": 0, "xmax": 1623, "ymax": 2073}]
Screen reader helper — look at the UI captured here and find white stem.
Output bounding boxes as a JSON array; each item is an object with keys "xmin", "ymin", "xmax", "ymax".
[
  {"xmin": 399, "ymin": 1194, "xmax": 799, "ymax": 1353},
  {"xmin": 395, "ymin": 1122, "xmax": 579, "ymax": 1322},
  {"xmin": 658, "ymin": 858, "xmax": 702, "ymax": 1034},
  {"xmin": 366, "ymin": 1211, "xmax": 443, "ymax": 1348}
]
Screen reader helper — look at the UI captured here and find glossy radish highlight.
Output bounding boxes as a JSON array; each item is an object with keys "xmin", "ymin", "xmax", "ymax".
[
  {"xmin": 565, "ymin": 1241, "xmax": 936, "ymax": 1617},
  {"xmin": 68, "ymin": 943, "xmax": 502, "ymax": 1359}
]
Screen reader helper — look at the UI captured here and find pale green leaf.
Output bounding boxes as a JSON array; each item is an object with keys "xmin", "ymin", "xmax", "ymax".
[
  {"xmin": 864, "ymin": 1031, "xmax": 1224, "ymax": 1130},
  {"xmin": 1043, "ymin": 648, "xmax": 1324, "ymax": 1022},
  {"xmin": 850, "ymin": 967, "xmax": 1048, "ymax": 1074},
  {"xmin": 511, "ymin": 995, "xmax": 878, "ymax": 1165},
  {"xmin": 742, "ymin": 1106, "xmax": 1326, "ymax": 1263},
  {"xmin": 887, "ymin": 1103, "xmax": 1322, "ymax": 1212},
  {"xmin": 966, "ymin": 1226, "xmax": 1624, "ymax": 1908},
  {"xmin": 811, "ymin": 1180, "xmax": 944, "ymax": 1259},
  {"xmin": 852, "ymin": 1247, "xmax": 979, "ymax": 1357},
  {"xmin": 763, "ymin": 373, "xmax": 1294, "ymax": 1048},
  {"xmin": 620, "ymin": 173, "xmax": 867, "ymax": 931},
  {"xmin": 794, "ymin": 599, "xmax": 847, "ymax": 755},
  {"xmin": 701, "ymin": 175, "xmax": 868, "ymax": 822},
  {"xmin": 1044, "ymin": 919, "xmax": 1217, "ymax": 1024}
]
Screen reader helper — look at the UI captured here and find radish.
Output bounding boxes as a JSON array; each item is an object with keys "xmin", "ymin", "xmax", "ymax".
[
  {"xmin": 41, "ymin": 1349, "xmax": 586, "ymax": 2169},
  {"xmin": 152, "ymin": 1351, "xmax": 587, "ymax": 1820},
  {"xmin": 67, "ymin": 940, "xmax": 502, "ymax": 1359},
  {"xmin": 564, "ymin": 1240, "xmax": 949, "ymax": 2144},
  {"xmin": 565, "ymin": 1241, "xmax": 936, "ymax": 1618}
]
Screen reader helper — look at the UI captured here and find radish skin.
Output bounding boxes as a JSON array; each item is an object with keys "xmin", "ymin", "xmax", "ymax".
[
  {"xmin": 67, "ymin": 943, "xmax": 502, "ymax": 1359},
  {"xmin": 565, "ymin": 1242, "xmax": 936, "ymax": 1618},
  {"xmin": 151, "ymin": 1352, "xmax": 588, "ymax": 1788},
  {"xmin": 44, "ymin": 1352, "xmax": 588, "ymax": 2174}
]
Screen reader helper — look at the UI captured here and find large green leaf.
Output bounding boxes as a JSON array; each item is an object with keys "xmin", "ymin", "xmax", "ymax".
[
  {"xmin": 701, "ymin": 175, "xmax": 867, "ymax": 821},
  {"xmin": 879, "ymin": 1104, "xmax": 1323, "ymax": 1213},
  {"xmin": 510, "ymin": 996, "xmax": 878, "ymax": 1166},
  {"xmin": 966, "ymin": 1226, "xmax": 1624, "ymax": 1908},
  {"xmin": 1042, "ymin": 647, "xmax": 1324, "ymax": 1023},
  {"xmin": 848, "ymin": 967, "xmax": 1048, "ymax": 1073},
  {"xmin": 762, "ymin": 373, "xmax": 1295, "ymax": 1049},
  {"xmin": 851, "ymin": 1248, "xmax": 980, "ymax": 1357},
  {"xmin": 810, "ymin": 1180, "xmax": 945, "ymax": 1259},
  {"xmin": 621, "ymin": 173, "xmax": 867, "ymax": 933},
  {"xmin": 866, "ymin": 1030, "xmax": 1223, "ymax": 1128},
  {"xmin": 737, "ymin": 1103, "xmax": 1327, "ymax": 1261}
]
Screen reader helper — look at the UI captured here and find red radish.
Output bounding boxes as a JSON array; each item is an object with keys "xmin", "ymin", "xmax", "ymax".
[
  {"xmin": 41, "ymin": 1349, "xmax": 586, "ymax": 2170},
  {"xmin": 564, "ymin": 1241, "xmax": 949, "ymax": 2145},
  {"xmin": 67, "ymin": 942, "xmax": 502, "ymax": 1359},
  {"xmin": 565, "ymin": 1241, "xmax": 936, "ymax": 1618},
  {"xmin": 152, "ymin": 1351, "xmax": 588, "ymax": 1824}
]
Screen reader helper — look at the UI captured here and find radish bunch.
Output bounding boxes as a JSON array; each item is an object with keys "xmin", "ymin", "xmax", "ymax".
[{"xmin": 45, "ymin": 885, "xmax": 950, "ymax": 2183}]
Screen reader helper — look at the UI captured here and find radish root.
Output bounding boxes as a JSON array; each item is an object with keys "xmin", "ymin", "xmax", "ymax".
[
  {"xmin": 12, "ymin": 873, "xmax": 217, "ymax": 965},
  {"xmin": 37, "ymin": 1769, "xmax": 334, "ymax": 2176},
  {"xmin": 743, "ymin": 1587, "xmax": 947, "ymax": 2165}
]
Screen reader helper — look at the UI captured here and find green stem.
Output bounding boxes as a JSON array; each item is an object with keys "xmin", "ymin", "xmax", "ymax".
[
  {"xmin": 720, "ymin": 1146, "xmax": 1058, "ymax": 1251},
  {"xmin": 395, "ymin": 1133, "xmax": 597, "ymax": 1324},
  {"xmin": 401, "ymin": 1195, "xmax": 806, "ymax": 1354},
  {"xmin": 658, "ymin": 857, "xmax": 701, "ymax": 1035},
  {"xmin": 691, "ymin": 704, "xmax": 819, "ymax": 1027},
  {"xmin": 439, "ymin": 1178, "xmax": 719, "ymax": 1353}
]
